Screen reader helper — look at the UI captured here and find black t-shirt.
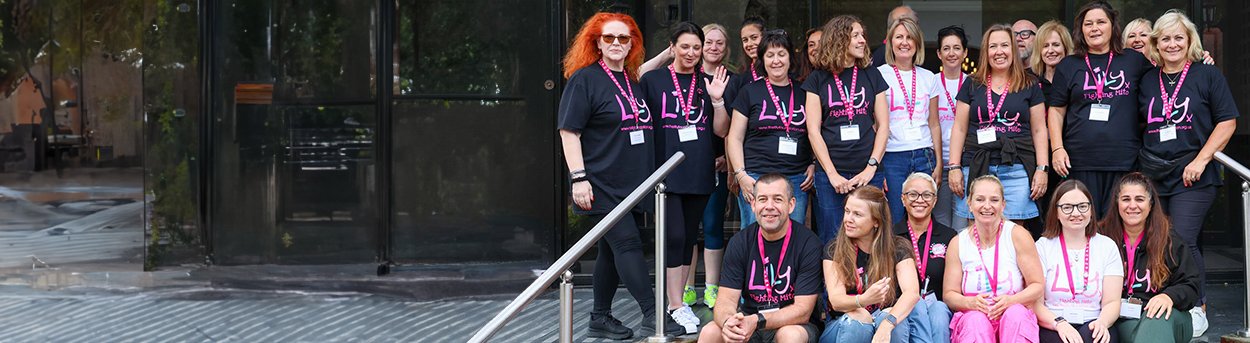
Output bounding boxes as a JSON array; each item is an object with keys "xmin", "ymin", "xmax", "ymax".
[
  {"xmin": 1138, "ymin": 63, "xmax": 1240, "ymax": 195},
  {"xmin": 802, "ymin": 68, "xmax": 888, "ymax": 174},
  {"xmin": 823, "ymin": 236, "xmax": 913, "ymax": 317},
  {"xmin": 730, "ymin": 79, "xmax": 812, "ymax": 175},
  {"xmin": 641, "ymin": 68, "xmax": 718, "ymax": 194},
  {"xmin": 725, "ymin": 69, "xmax": 755, "ymax": 107},
  {"xmin": 558, "ymin": 65, "xmax": 656, "ymax": 214},
  {"xmin": 1047, "ymin": 49, "xmax": 1154, "ymax": 171},
  {"xmin": 955, "ymin": 78, "xmax": 1045, "ymax": 165},
  {"xmin": 721, "ymin": 221, "xmax": 824, "ymax": 315},
  {"xmin": 893, "ymin": 220, "xmax": 958, "ymax": 300}
]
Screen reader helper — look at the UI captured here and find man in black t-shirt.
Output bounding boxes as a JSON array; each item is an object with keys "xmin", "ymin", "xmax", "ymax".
[{"xmin": 698, "ymin": 173, "xmax": 823, "ymax": 343}]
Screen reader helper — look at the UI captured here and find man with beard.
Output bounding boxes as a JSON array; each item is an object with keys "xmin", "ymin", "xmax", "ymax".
[{"xmin": 698, "ymin": 173, "xmax": 824, "ymax": 343}]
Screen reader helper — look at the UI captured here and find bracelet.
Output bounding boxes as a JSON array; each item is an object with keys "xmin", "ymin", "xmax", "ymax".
[
  {"xmin": 571, "ymin": 176, "xmax": 589, "ymax": 183},
  {"xmin": 882, "ymin": 313, "xmax": 898, "ymax": 326},
  {"xmin": 712, "ymin": 99, "xmax": 725, "ymax": 107},
  {"xmin": 855, "ymin": 295, "xmax": 862, "ymax": 308},
  {"xmin": 734, "ymin": 168, "xmax": 746, "ymax": 175},
  {"xmin": 1051, "ymin": 146, "xmax": 1064, "ymax": 153}
]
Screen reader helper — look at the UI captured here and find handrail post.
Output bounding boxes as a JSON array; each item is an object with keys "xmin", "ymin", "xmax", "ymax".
[
  {"xmin": 1240, "ymin": 182, "xmax": 1250, "ymax": 337},
  {"xmin": 559, "ymin": 271, "xmax": 574, "ymax": 343},
  {"xmin": 647, "ymin": 183, "xmax": 673, "ymax": 342}
]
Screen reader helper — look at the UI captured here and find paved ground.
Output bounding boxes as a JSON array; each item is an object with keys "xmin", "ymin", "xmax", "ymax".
[{"xmin": 0, "ymin": 276, "xmax": 1242, "ymax": 342}]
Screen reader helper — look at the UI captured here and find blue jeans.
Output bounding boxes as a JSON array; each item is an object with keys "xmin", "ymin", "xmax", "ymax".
[
  {"xmin": 954, "ymin": 165, "xmax": 1039, "ymax": 220},
  {"xmin": 701, "ymin": 172, "xmax": 729, "ymax": 250},
  {"xmin": 736, "ymin": 171, "xmax": 808, "ymax": 227},
  {"xmin": 813, "ymin": 169, "xmax": 885, "ymax": 244},
  {"xmin": 820, "ymin": 310, "xmax": 911, "ymax": 343},
  {"xmin": 907, "ymin": 297, "xmax": 952, "ymax": 343},
  {"xmin": 882, "ymin": 148, "xmax": 936, "ymax": 224}
]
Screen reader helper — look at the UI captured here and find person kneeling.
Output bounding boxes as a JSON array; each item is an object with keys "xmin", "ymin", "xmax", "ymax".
[
  {"xmin": 699, "ymin": 173, "xmax": 824, "ymax": 343},
  {"xmin": 820, "ymin": 186, "xmax": 922, "ymax": 343}
]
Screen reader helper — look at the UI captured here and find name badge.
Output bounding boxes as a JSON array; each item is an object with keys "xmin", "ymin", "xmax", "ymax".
[
  {"xmin": 1119, "ymin": 298, "xmax": 1142, "ymax": 319},
  {"xmin": 1159, "ymin": 125, "xmax": 1177, "ymax": 142},
  {"xmin": 904, "ymin": 127, "xmax": 924, "ymax": 141},
  {"xmin": 678, "ymin": 125, "xmax": 699, "ymax": 142},
  {"xmin": 840, "ymin": 125, "xmax": 860, "ymax": 141},
  {"xmin": 1090, "ymin": 104, "xmax": 1111, "ymax": 122},
  {"xmin": 629, "ymin": 130, "xmax": 645, "ymax": 145},
  {"xmin": 778, "ymin": 137, "xmax": 798, "ymax": 155},
  {"xmin": 976, "ymin": 127, "xmax": 997, "ymax": 144}
]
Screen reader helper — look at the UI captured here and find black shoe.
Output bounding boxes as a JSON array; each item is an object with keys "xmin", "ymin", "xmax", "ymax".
[
  {"xmin": 639, "ymin": 311, "xmax": 685, "ymax": 337},
  {"xmin": 588, "ymin": 313, "xmax": 633, "ymax": 340}
]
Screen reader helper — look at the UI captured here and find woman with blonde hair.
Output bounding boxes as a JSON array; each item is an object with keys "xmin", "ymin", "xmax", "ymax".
[
  {"xmin": 819, "ymin": 185, "xmax": 920, "ymax": 343},
  {"xmin": 1029, "ymin": 20, "xmax": 1073, "ymax": 90},
  {"xmin": 877, "ymin": 17, "xmax": 943, "ymax": 226},
  {"xmin": 1123, "ymin": 18, "xmax": 1152, "ymax": 56}
]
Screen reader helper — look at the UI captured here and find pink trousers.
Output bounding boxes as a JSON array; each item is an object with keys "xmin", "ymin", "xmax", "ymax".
[{"xmin": 949, "ymin": 304, "xmax": 1039, "ymax": 343}]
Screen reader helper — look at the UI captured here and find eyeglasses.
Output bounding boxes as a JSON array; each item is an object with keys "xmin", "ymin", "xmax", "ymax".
[
  {"xmin": 1057, "ymin": 202, "xmax": 1092, "ymax": 215},
  {"xmin": 904, "ymin": 191, "xmax": 936, "ymax": 202},
  {"xmin": 600, "ymin": 34, "xmax": 632, "ymax": 45},
  {"xmin": 1014, "ymin": 30, "xmax": 1035, "ymax": 39}
]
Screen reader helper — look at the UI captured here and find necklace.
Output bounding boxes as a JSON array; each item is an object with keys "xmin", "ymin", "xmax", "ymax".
[{"xmin": 1163, "ymin": 71, "xmax": 1181, "ymax": 85}]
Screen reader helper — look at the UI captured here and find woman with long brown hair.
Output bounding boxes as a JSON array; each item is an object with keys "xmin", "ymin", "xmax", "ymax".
[
  {"xmin": 1100, "ymin": 172, "xmax": 1200, "ymax": 342},
  {"xmin": 1033, "ymin": 179, "xmax": 1123, "ymax": 343},
  {"xmin": 948, "ymin": 24, "xmax": 1049, "ymax": 233},
  {"xmin": 818, "ymin": 185, "xmax": 920, "ymax": 343},
  {"xmin": 804, "ymin": 14, "xmax": 891, "ymax": 244},
  {"xmin": 557, "ymin": 12, "xmax": 681, "ymax": 338}
]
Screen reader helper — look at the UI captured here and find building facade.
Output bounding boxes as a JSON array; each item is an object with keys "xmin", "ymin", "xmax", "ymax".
[{"xmin": 0, "ymin": 0, "xmax": 1245, "ymax": 272}]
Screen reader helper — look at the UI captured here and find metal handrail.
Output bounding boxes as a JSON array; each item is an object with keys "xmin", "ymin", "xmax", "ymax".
[
  {"xmin": 1215, "ymin": 151, "xmax": 1250, "ymax": 338},
  {"xmin": 1216, "ymin": 151, "xmax": 1250, "ymax": 181},
  {"xmin": 467, "ymin": 152, "xmax": 686, "ymax": 343}
]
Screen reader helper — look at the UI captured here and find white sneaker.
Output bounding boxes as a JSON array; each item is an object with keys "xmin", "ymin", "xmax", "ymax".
[
  {"xmin": 669, "ymin": 306, "xmax": 700, "ymax": 335},
  {"xmin": 1191, "ymin": 306, "xmax": 1209, "ymax": 338}
]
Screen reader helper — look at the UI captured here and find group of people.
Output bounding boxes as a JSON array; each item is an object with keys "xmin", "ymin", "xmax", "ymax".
[{"xmin": 557, "ymin": 1, "xmax": 1238, "ymax": 342}]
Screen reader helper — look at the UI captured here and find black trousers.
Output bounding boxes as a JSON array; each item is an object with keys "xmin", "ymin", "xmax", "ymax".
[
  {"xmin": 665, "ymin": 193, "xmax": 710, "ymax": 268},
  {"xmin": 589, "ymin": 211, "xmax": 655, "ymax": 316},
  {"xmin": 1039, "ymin": 320, "xmax": 1120, "ymax": 343}
]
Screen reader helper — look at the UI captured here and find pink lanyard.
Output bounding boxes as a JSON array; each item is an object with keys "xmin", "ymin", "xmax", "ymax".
[
  {"xmin": 599, "ymin": 60, "xmax": 640, "ymax": 126},
  {"xmin": 1059, "ymin": 234, "xmax": 1091, "ymax": 300},
  {"xmin": 668, "ymin": 66, "xmax": 699, "ymax": 121},
  {"xmin": 942, "ymin": 73, "xmax": 965, "ymax": 112},
  {"xmin": 892, "ymin": 65, "xmax": 918, "ymax": 122},
  {"xmin": 971, "ymin": 220, "xmax": 1004, "ymax": 296},
  {"xmin": 757, "ymin": 222, "xmax": 793, "ymax": 297},
  {"xmin": 1123, "ymin": 232, "xmax": 1144, "ymax": 295},
  {"xmin": 832, "ymin": 67, "xmax": 859, "ymax": 122},
  {"xmin": 909, "ymin": 221, "xmax": 934, "ymax": 279},
  {"xmin": 764, "ymin": 78, "xmax": 795, "ymax": 136},
  {"xmin": 984, "ymin": 74, "xmax": 1010, "ymax": 125},
  {"xmin": 1083, "ymin": 53, "xmax": 1115, "ymax": 102},
  {"xmin": 1158, "ymin": 61, "xmax": 1192, "ymax": 119},
  {"xmin": 750, "ymin": 61, "xmax": 761, "ymax": 81}
]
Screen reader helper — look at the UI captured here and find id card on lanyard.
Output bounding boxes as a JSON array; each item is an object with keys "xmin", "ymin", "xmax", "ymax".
[
  {"xmin": 909, "ymin": 221, "xmax": 933, "ymax": 294},
  {"xmin": 979, "ymin": 76, "xmax": 1009, "ymax": 145},
  {"xmin": 765, "ymin": 79, "xmax": 798, "ymax": 155},
  {"xmin": 833, "ymin": 68, "xmax": 860, "ymax": 141},
  {"xmin": 1085, "ymin": 53, "xmax": 1114, "ymax": 122},
  {"xmin": 1120, "ymin": 232, "xmax": 1145, "ymax": 319},
  {"xmin": 1157, "ymin": 62, "xmax": 1192, "ymax": 143},
  {"xmin": 971, "ymin": 221, "xmax": 1004, "ymax": 297},
  {"xmin": 600, "ymin": 60, "xmax": 646, "ymax": 145},
  {"xmin": 669, "ymin": 66, "xmax": 701, "ymax": 143}
]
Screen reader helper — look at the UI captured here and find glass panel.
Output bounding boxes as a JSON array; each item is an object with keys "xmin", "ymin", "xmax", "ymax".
[
  {"xmin": 0, "ymin": 0, "xmax": 145, "ymax": 270},
  {"xmin": 143, "ymin": 0, "xmax": 204, "ymax": 268},
  {"xmin": 391, "ymin": 0, "xmax": 558, "ymax": 263},
  {"xmin": 689, "ymin": 0, "xmax": 809, "ymax": 71},
  {"xmin": 210, "ymin": 0, "xmax": 377, "ymax": 264}
]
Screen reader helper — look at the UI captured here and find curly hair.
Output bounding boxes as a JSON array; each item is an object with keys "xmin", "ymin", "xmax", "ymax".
[
  {"xmin": 814, "ymin": 15, "xmax": 870, "ymax": 74},
  {"xmin": 562, "ymin": 13, "xmax": 645, "ymax": 81}
]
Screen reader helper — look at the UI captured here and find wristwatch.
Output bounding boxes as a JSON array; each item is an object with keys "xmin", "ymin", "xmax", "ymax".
[
  {"xmin": 1036, "ymin": 165, "xmax": 1050, "ymax": 172},
  {"xmin": 1054, "ymin": 316, "xmax": 1068, "ymax": 326},
  {"xmin": 943, "ymin": 164, "xmax": 961, "ymax": 171},
  {"xmin": 756, "ymin": 313, "xmax": 767, "ymax": 328},
  {"xmin": 867, "ymin": 157, "xmax": 879, "ymax": 167}
]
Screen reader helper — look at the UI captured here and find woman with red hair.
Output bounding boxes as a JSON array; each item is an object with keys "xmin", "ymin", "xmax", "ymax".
[{"xmin": 558, "ymin": 12, "xmax": 681, "ymax": 339}]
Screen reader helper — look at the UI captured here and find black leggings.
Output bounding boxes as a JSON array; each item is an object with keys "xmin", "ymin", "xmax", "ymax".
[
  {"xmin": 1039, "ymin": 320, "xmax": 1120, "ymax": 343},
  {"xmin": 665, "ymin": 193, "xmax": 710, "ymax": 268},
  {"xmin": 590, "ymin": 212, "xmax": 655, "ymax": 316},
  {"xmin": 1066, "ymin": 170, "xmax": 1126, "ymax": 217}
]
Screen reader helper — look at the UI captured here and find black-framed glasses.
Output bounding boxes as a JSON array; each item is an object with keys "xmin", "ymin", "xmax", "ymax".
[
  {"xmin": 600, "ymin": 34, "xmax": 632, "ymax": 45},
  {"xmin": 1057, "ymin": 202, "xmax": 1092, "ymax": 215},
  {"xmin": 1014, "ymin": 30, "xmax": 1035, "ymax": 39},
  {"xmin": 904, "ymin": 191, "xmax": 936, "ymax": 202}
]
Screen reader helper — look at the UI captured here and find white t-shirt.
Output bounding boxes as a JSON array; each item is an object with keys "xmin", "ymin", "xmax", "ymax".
[
  {"xmin": 1036, "ymin": 233, "xmax": 1124, "ymax": 324},
  {"xmin": 936, "ymin": 72, "xmax": 967, "ymax": 162},
  {"xmin": 878, "ymin": 64, "xmax": 941, "ymax": 152}
]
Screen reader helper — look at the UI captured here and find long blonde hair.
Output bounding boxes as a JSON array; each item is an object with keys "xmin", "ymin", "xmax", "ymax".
[
  {"xmin": 973, "ymin": 24, "xmax": 1033, "ymax": 93},
  {"xmin": 827, "ymin": 186, "xmax": 906, "ymax": 306},
  {"xmin": 1028, "ymin": 20, "xmax": 1072, "ymax": 75}
]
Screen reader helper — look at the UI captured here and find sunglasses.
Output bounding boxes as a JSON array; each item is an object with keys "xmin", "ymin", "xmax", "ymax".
[{"xmin": 601, "ymin": 34, "xmax": 632, "ymax": 45}]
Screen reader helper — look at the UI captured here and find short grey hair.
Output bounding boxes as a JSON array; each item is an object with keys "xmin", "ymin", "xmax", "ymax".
[{"xmin": 903, "ymin": 172, "xmax": 938, "ymax": 193}]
